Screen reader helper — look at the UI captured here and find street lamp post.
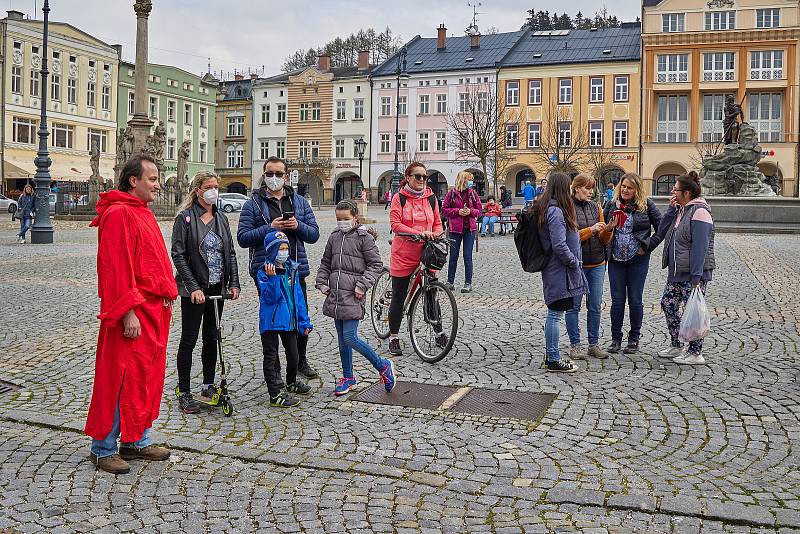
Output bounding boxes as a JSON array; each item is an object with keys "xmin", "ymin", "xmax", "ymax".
[
  {"xmin": 354, "ymin": 137, "xmax": 367, "ymax": 202},
  {"xmin": 30, "ymin": 0, "xmax": 53, "ymax": 244},
  {"xmin": 391, "ymin": 47, "xmax": 408, "ymax": 195}
]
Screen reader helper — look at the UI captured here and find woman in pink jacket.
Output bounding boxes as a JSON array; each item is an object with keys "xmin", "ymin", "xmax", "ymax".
[
  {"xmin": 387, "ymin": 162, "xmax": 444, "ymax": 356},
  {"xmin": 441, "ymin": 170, "xmax": 482, "ymax": 293}
]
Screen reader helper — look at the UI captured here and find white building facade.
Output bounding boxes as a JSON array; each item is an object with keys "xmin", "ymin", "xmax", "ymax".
[{"xmin": 251, "ymin": 76, "xmax": 288, "ymax": 190}]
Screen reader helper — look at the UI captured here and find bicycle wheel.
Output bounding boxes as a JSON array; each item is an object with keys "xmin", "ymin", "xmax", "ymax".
[
  {"xmin": 408, "ymin": 279, "xmax": 458, "ymax": 363},
  {"xmin": 370, "ymin": 268, "xmax": 392, "ymax": 340}
]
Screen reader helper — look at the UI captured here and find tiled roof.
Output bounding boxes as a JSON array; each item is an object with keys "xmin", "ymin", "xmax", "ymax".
[
  {"xmin": 218, "ymin": 79, "xmax": 254, "ymax": 101},
  {"xmin": 642, "ymin": 0, "xmax": 663, "ymax": 6},
  {"xmin": 501, "ymin": 24, "xmax": 641, "ymax": 68},
  {"xmin": 370, "ymin": 31, "xmax": 524, "ymax": 77}
]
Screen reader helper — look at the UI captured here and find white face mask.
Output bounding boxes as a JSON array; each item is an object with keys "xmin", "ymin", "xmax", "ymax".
[
  {"xmin": 337, "ymin": 220, "xmax": 355, "ymax": 232},
  {"xmin": 275, "ymin": 250, "xmax": 290, "ymax": 263},
  {"xmin": 201, "ymin": 188, "xmax": 218, "ymax": 205},
  {"xmin": 265, "ymin": 176, "xmax": 284, "ymax": 192}
]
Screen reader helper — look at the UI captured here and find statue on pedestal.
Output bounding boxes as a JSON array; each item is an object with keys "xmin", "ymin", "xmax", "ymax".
[
  {"xmin": 700, "ymin": 122, "xmax": 776, "ymax": 196},
  {"xmin": 88, "ymin": 140, "xmax": 103, "ymax": 207},
  {"xmin": 114, "ymin": 126, "xmax": 135, "ymax": 181},
  {"xmin": 141, "ymin": 121, "xmax": 167, "ymax": 175}
]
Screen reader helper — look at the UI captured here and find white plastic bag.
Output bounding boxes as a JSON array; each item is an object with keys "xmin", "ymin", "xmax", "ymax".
[{"xmin": 679, "ymin": 287, "xmax": 711, "ymax": 342}]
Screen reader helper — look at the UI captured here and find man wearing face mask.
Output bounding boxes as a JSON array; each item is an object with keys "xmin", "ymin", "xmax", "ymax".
[{"xmin": 238, "ymin": 156, "xmax": 320, "ymax": 379}]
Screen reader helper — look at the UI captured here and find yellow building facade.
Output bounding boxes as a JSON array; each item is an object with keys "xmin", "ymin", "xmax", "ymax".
[
  {"xmin": 641, "ymin": 0, "xmax": 799, "ymax": 196},
  {"xmin": 498, "ymin": 26, "xmax": 642, "ymax": 198},
  {"xmin": 215, "ymin": 76, "xmax": 256, "ymax": 194},
  {"xmin": 1, "ymin": 11, "xmax": 119, "ymax": 194}
]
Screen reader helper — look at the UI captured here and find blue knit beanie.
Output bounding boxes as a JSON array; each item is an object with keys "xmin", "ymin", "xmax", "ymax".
[{"xmin": 263, "ymin": 229, "xmax": 290, "ymax": 262}]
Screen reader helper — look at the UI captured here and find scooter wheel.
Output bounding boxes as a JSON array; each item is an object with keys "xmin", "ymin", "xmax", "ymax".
[{"xmin": 221, "ymin": 399, "xmax": 234, "ymax": 417}]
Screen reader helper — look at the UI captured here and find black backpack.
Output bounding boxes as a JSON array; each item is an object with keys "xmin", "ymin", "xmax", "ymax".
[
  {"xmin": 514, "ymin": 204, "xmax": 552, "ymax": 273},
  {"xmin": 398, "ymin": 192, "xmax": 439, "ymax": 213}
]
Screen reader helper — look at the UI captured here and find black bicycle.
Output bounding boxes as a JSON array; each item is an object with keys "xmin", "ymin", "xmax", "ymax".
[{"xmin": 369, "ymin": 233, "xmax": 458, "ymax": 363}]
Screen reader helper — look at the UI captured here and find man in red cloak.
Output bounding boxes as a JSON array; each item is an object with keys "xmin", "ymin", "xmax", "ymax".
[{"xmin": 85, "ymin": 154, "xmax": 178, "ymax": 474}]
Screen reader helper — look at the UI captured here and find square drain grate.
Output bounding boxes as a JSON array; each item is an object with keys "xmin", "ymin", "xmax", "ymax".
[
  {"xmin": 449, "ymin": 388, "xmax": 555, "ymax": 422},
  {"xmin": 351, "ymin": 380, "xmax": 459, "ymax": 410},
  {"xmin": 0, "ymin": 379, "xmax": 22, "ymax": 395}
]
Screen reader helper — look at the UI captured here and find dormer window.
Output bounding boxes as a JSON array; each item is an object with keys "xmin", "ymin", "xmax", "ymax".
[{"xmin": 662, "ymin": 13, "xmax": 685, "ymax": 33}]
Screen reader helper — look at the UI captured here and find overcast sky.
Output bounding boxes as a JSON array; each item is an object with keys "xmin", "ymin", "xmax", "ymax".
[{"xmin": 9, "ymin": 0, "xmax": 639, "ymax": 78}]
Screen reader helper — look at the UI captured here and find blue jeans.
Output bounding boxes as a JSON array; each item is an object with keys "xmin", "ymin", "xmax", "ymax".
[
  {"xmin": 565, "ymin": 263, "xmax": 606, "ymax": 346},
  {"xmin": 90, "ymin": 402, "xmax": 152, "ymax": 459},
  {"xmin": 607, "ymin": 254, "xmax": 650, "ymax": 344},
  {"xmin": 447, "ymin": 230, "xmax": 475, "ymax": 285},
  {"xmin": 335, "ymin": 319, "xmax": 386, "ymax": 378},
  {"xmin": 544, "ymin": 308, "xmax": 565, "ymax": 363},
  {"xmin": 18, "ymin": 216, "xmax": 32, "ymax": 239},
  {"xmin": 480, "ymin": 216, "xmax": 498, "ymax": 235}
]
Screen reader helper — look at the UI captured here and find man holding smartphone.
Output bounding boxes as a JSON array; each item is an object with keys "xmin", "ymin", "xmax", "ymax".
[{"xmin": 238, "ymin": 156, "xmax": 320, "ymax": 380}]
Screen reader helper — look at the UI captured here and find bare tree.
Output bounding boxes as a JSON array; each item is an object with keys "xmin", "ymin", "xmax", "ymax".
[
  {"xmin": 448, "ymin": 81, "xmax": 519, "ymax": 197},
  {"xmin": 532, "ymin": 96, "xmax": 588, "ymax": 174},
  {"xmin": 690, "ymin": 124, "xmax": 724, "ymax": 171}
]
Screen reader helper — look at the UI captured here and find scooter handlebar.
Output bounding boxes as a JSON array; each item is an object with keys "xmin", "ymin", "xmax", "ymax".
[{"xmin": 206, "ymin": 293, "xmax": 234, "ymax": 300}]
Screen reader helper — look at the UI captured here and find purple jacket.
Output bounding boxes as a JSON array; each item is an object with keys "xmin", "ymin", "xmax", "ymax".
[{"xmin": 441, "ymin": 188, "xmax": 482, "ymax": 234}]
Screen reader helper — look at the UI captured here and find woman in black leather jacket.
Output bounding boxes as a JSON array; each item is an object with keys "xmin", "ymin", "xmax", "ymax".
[
  {"xmin": 603, "ymin": 172, "xmax": 663, "ymax": 355},
  {"xmin": 171, "ymin": 171, "xmax": 240, "ymax": 414}
]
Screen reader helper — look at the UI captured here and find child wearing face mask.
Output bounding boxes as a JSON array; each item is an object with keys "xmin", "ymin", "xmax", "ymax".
[
  {"xmin": 257, "ymin": 230, "xmax": 314, "ymax": 407},
  {"xmin": 316, "ymin": 201, "xmax": 395, "ymax": 396}
]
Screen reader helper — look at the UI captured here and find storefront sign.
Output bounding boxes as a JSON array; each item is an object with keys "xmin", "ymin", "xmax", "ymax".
[
  {"xmin": 761, "ymin": 150, "xmax": 775, "ymax": 157},
  {"xmin": 335, "ymin": 163, "xmax": 354, "ymax": 168},
  {"xmin": 611, "ymin": 154, "xmax": 636, "ymax": 161}
]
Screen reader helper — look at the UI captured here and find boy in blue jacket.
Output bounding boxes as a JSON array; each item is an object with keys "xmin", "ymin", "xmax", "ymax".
[{"xmin": 257, "ymin": 230, "xmax": 313, "ymax": 407}]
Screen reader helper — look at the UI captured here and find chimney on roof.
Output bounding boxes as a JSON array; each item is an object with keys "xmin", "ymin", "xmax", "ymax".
[
  {"xmin": 357, "ymin": 50, "xmax": 370, "ymax": 71},
  {"xmin": 250, "ymin": 73, "xmax": 258, "ymax": 80},
  {"xmin": 318, "ymin": 54, "xmax": 331, "ymax": 72},
  {"xmin": 437, "ymin": 24, "xmax": 447, "ymax": 50},
  {"xmin": 6, "ymin": 10, "xmax": 24, "ymax": 20},
  {"xmin": 470, "ymin": 33, "xmax": 481, "ymax": 49},
  {"xmin": 234, "ymin": 73, "xmax": 244, "ymax": 81}
]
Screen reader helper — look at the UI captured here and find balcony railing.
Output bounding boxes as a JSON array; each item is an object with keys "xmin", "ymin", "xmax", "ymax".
[
  {"xmin": 657, "ymin": 71, "xmax": 689, "ymax": 83},
  {"xmin": 703, "ymin": 69, "xmax": 735, "ymax": 82},
  {"xmin": 750, "ymin": 68, "xmax": 783, "ymax": 80}
]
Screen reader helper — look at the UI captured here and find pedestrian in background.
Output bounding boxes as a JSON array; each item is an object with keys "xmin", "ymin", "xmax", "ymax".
[
  {"xmin": 537, "ymin": 172, "xmax": 588, "ymax": 373},
  {"xmin": 565, "ymin": 174, "xmax": 613, "ymax": 361},
  {"xmin": 657, "ymin": 171, "xmax": 715, "ymax": 365},
  {"xmin": 603, "ymin": 172, "xmax": 663, "ymax": 355},
  {"xmin": 604, "ymin": 182, "xmax": 615, "ymax": 209},
  {"xmin": 480, "ymin": 194, "xmax": 501, "ymax": 237},
  {"xmin": 441, "ymin": 170, "xmax": 481, "ymax": 293},
  {"xmin": 85, "ymin": 154, "xmax": 177, "ymax": 475},
  {"xmin": 522, "ymin": 180, "xmax": 535, "ymax": 208},
  {"xmin": 257, "ymin": 230, "xmax": 313, "ymax": 407},
  {"xmin": 387, "ymin": 162, "xmax": 444, "ymax": 357},
  {"xmin": 16, "ymin": 184, "xmax": 35, "ymax": 244},
  {"xmin": 238, "ymin": 156, "xmax": 320, "ymax": 380},
  {"xmin": 384, "ymin": 190, "xmax": 392, "ymax": 210},
  {"xmin": 499, "ymin": 185, "xmax": 513, "ymax": 235},
  {"xmin": 171, "ymin": 171, "xmax": 240, "ymax": 414},
  {"xmin": 316, "ymin": 200, "xmax": 395, "ymax": 396}
]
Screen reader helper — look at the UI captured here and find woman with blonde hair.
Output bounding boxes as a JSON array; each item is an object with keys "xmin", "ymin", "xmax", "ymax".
[
  {"xmin": 564, "ymin": 173, "xmax": 614, "ymax": 360},
  {"xmin": 170, "ymin": 171, "xmax": 240, "ymax": 413},
  {"xmin": 441, "ymin": 170, "xmax": 482, "ymax": 293},
  {"xmin": 602, "ymin": 172, "xmax": 663, "ymax": 355}
]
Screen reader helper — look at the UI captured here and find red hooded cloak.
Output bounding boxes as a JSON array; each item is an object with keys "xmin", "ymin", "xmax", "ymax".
[{"xmin": 84, "ymin": 190, "xmax": 178, "ymax": 443}]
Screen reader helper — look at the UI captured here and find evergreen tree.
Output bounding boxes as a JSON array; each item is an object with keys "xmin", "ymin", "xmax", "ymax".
[{"xmin": 281, "ymin": 27, "xmax": 401, "ymax": 72}]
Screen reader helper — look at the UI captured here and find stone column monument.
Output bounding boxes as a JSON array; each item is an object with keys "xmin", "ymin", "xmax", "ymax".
[{"xmin": 128, "ymin": 0, "xmax": 154, "ymax": 153}]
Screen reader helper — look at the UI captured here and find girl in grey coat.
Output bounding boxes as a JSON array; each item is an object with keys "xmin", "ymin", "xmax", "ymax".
[{"xmin": 316, "ymin": 201, "xmax": 396, "ymax": 396}]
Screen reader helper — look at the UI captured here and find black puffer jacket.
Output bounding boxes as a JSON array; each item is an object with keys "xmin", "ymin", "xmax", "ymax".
[
  {"xmin": 171, "ymin": 202, "xmax": 240, "ymax": 297},
  {"xmin": 573, "ymin": 198, "xmax": 605, "ymax": 266},
  {"xmin": 315, "ymin": 225, "xmax": 383, "ymax": 321},
  {"xmin": 603, "ymin": 198, "xmax": 664, "ymax": 256}
]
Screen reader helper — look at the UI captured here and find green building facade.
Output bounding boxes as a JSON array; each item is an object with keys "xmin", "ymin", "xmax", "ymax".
[{"xmin": 117, "ymin": 61, "xmax": 217, "ymax": 181}]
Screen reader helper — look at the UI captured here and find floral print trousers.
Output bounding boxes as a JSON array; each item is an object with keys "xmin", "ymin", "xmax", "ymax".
[{"xmin": 660, "ymin": 280, "xmax": 707, "ymax": 356}]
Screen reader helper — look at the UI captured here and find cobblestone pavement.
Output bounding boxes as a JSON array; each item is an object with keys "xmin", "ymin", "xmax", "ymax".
[{"xmin": 0, "ymin": 210, "xmax": 798, "ymax": 534}]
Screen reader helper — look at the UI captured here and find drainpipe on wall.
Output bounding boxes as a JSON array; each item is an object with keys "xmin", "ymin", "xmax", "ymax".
[
  {"xmin": 1, "ymin": 21, "xmax": 7, "ymax": 192},
  {"xmin": 368, "ymin": 74, "xmax": 374, "ymax": 202}
]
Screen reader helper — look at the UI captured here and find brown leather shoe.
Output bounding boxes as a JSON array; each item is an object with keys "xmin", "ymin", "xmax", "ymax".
[
  {"xmin": 89, "ymin": 453, "xmax": 130, "ymax": 474},
  {"xmin": 119, "ymin": 444, "xmax": 171, "ymax": 461}
]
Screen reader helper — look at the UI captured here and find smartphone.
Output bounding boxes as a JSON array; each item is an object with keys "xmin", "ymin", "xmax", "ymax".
[
  {"xmin": 282, "ymin": 211, "xmax": 294, "ymax": 220},
  {"xmin": 275, "ymin": 266, "xmax": 286, "ymax": 275},
  {"xmin": 612, "ymin": 210, "xmax": 627, "ymax": 226}
]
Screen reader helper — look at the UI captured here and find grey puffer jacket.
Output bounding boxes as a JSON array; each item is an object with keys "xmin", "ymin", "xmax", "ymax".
[{"xmin": 315, "ymin": 225, "xmax": 384, "ymax": 320}]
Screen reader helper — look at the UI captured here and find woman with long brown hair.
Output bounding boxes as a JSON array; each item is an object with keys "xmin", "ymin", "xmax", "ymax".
[
  {"xmin": 171, "ymin": 171, "xmax": 240, "ymax": 413},
  {"xmin": 537, "ymin": 172, "xmax": 588, "ymax": 373}
]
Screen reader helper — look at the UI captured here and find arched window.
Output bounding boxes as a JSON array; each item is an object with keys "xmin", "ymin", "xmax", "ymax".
[
  {"xmin": 654, "ymin": 174, "xmax": 678, "ymax": 196},
  {"xmin": 515, "ymin": 169, "xmax": 536, "ymax": 197},
  {"xmin": 226, "ymin": 145, "xmax": 244, "ymax": 168}
]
